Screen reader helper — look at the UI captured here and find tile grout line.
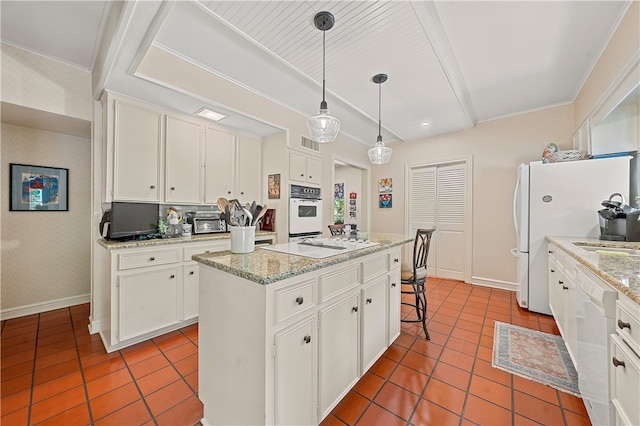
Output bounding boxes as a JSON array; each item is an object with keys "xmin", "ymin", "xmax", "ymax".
[
  {"xmin": 25, "ymin": 312, "xmax": 41, "ymax": 426},
  {"xmin": 70, "ymin": 306, "xmax": 96, "ymax": 425}
]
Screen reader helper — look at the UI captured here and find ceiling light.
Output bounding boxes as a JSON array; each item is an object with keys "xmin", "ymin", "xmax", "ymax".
[
  {"xmin": 307, "ymin": 11, "xmax": 340, "ymax": 144},
  {"xmin": 368, "ymin": 74, "xmax": 393, "ymax": 165},
  {"xmin": 196, "ymin": 108, "xmax": 226, "ymax": 121},
  {"xmin": 421, "ymin": 121, "xmax": 431, "ymax": 127}
]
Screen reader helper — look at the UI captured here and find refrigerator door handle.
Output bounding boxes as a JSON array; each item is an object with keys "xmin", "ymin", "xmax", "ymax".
[{"xmin": 513, "ymin": 174, "xmax": 521, "ymax": 236}]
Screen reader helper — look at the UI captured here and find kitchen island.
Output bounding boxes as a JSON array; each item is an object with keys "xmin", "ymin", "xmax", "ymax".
[{"xmin": 192, "ymin": 233, "xmax": 412, "ymax": 426}]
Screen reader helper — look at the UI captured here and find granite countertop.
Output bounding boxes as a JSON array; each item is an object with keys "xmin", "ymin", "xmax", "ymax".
[
  {"xmin": 547, "ymin": 236, "xmax": 640, "ymax": 305},
  {"xmin": 98, "ymin": 231, "xmax": 276, "ymax": 250},
  {"xmin": 192, "ymin": 233, "xmax": 413, "ymax": 285}
]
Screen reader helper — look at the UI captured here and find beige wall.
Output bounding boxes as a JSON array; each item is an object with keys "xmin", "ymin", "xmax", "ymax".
[
  {"xmin": 335, "ymin": 165, "xmax": 364, "ymax": 229},
  {"xmin": 1, "ymin": 44, "xmax": 92, "ymax": 318},
  {"xmin": 372, "ymin": 104, "xmax": 574, "ymax": 286},
  {"xmin": 1, "ymin": 124, "xmax": 91, "ymax": 316}
]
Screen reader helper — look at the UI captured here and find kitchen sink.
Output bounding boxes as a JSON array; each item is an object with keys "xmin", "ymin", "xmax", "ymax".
[{"xmin": 573, "ymin": 244, "xmax": 640, "ymax": 256}]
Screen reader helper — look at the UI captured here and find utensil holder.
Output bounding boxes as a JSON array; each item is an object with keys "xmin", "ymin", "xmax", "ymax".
[{"xmin": 230, "ymin": 226, "xmax": 255, "ymax": 253}]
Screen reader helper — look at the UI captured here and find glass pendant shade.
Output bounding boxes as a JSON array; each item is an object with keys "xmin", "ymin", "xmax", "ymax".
[
  {"xmin": 368, "ymin": 138, "xmax": 393, "ymax": 164},
  {"xmin": 308, "ymin": 105, "xmax": 341, "ymax": 143}
]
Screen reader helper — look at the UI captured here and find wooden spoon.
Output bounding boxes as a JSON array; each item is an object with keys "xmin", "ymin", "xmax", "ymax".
[{"xmin": 217, "ymin": 197, "xmax": 229, "ymax": 213}]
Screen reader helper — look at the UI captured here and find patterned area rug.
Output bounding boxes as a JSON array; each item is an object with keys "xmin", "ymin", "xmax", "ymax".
[{"xmin": 492, "ymin": 321, "xmax": 580, "ymax": 397}]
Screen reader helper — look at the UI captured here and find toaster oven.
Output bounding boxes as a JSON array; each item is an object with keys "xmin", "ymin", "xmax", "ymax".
[{"xmin": 186, "ymin": 211, "xmax": 227, "ymax": 234}]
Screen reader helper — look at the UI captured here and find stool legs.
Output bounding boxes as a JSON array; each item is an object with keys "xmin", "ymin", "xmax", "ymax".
[{"xmin": 401, "ymin": 281, "xmax": 430, "ymax": 340}]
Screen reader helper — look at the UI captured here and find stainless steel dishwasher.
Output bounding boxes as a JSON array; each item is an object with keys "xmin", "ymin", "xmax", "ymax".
[{"xmin": 574, "ymin": 263, "xmax": 618, "ymax": 426}]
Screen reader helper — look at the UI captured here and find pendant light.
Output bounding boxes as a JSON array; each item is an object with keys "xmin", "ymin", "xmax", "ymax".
[
  {"xmin": 368, "ymin": 73, "xmax": 393, "ymax": 164},
  {"xmin": 307, "ymin": 11, "xmax": 340, "ymax": 143}
]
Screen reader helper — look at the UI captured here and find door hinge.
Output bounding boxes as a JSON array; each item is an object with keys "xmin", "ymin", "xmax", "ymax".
[
  {"xmin": 272, "ymin": 343, "xmax": 276, "ymax": 358},
  {"xmin": 317, "ymin": 404, "xmax": 320, "ymax": 417}
]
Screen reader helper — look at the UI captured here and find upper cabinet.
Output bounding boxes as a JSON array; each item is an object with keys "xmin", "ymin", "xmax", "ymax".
[
  {"xmin": 165, "ymin": 116, "xmax": 202, "ymax": 204},
  {"xmin": 102, "ymin": 92, "xmax": 262, "ymax": 205},
  {"xmin": 589, "ymin": 58, "xmax": 640, "ymax": 156},
  {"xmin": 290, "ymin": 151, "xmax": 321, "ymax": 186},
  {"xmin": 111, "ymin": 100, "xmax": 162, "ymax": 202}
]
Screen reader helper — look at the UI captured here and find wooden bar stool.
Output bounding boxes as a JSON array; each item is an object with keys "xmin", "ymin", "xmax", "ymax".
[
  {"xmin": 401, "ymin": 228, "xmax": 435, "ymax": 340},
  {"xmin": 328, "ymin": 224, "xmax": 345, "ymax": 236}
]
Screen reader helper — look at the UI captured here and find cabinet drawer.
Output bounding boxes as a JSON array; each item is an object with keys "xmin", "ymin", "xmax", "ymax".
[
  {"xmin": 320, "ymin": 266, "xmax": 359, "ymax": 302},
  {"xmin": 118, "ymin": 248, "xmax": 181, "ymax": 270},
  {"xmin": 361, "ymin": 253, "xmax": 388, "ymax": 282},
  {"xmin": 183, "ymin": 241, "xmax": 230, "ymax": 261},
  {"xmin": 275, "ymin": 280, "xmax": 316, "ymax": 324},
  {"xmin": 610, "ymin": 334, "xmax": 640, "ymax": 426},
  {"xmin": 616, "ymin": 300, "xmax": 640, "ymax": 354}
]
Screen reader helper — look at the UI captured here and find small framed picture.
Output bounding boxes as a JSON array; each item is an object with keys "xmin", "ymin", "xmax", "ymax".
[
  {"xmin": 379, "ymin": 178, "xmax": 392, "ymax": 193},
  {"xmin": 10, "ymin": 163, "xmax": 69, "ymax": 211},
  {"xmin": 379, "ymin": 194, "xmax": 392, "ymax": 209},
  {"xmin": 268, "ymin": 174, "xmax": 280, "ymax": 199}
]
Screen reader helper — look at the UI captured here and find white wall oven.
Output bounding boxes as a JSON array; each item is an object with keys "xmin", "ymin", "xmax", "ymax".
[{"xmin": 289, "ymin": 184, "xmax": 322, "ymax": 241}]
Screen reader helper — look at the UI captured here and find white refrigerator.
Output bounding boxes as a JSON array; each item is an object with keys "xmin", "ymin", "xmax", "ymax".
[{"xmin": 512, "ymin": 156, "xmax": 630, "ymax": 314}]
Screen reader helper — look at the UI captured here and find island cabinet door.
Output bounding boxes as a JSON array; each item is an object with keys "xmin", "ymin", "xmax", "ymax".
[
  {"xmin": 274, "ymin": 317, "xmax": 317, "ymax": 426},
  {"xmin": 319, "ymin": 292, "xmax": 360, "ymax": 418},
  {"xmin": 361, "ymin": 277, "xmax": 388, "ymax": 373},
  {"xmin": 388, "ymin": 265, "xmax": 401, "ymax": 345}
]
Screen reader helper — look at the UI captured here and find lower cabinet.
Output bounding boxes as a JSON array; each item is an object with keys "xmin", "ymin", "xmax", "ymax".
[
  {"xmin": 274, "ymin": 317, "xmax": 317, "ymax": 426},
  {"xmin": 547, "ymin": 244, "xmax": 577, "ymax": 364},
  {"xmin": 611, "ymin": 294, "xmax": 640, "ymax": 426},
  {"xmin": 98, "ymin": 239, "xmax": 229, "ymax": 352},
  {"xmin": 118, "ymin": 267, "xmax": 180, "ymax": 341},
  {"xmin": 319, "ymin": 293, "xmax": 360, "ymax": 418},
  {"xmin": 197, "ymin": 246, "xmax": 403, "ymax": 425}
]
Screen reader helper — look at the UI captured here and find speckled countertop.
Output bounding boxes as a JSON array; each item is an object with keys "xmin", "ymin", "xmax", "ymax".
[
  {"xmin": 97, "ymin": 231, "xmax": 276, "ymax": 250},
  {"xmin": 192, "ymin": 233, "xmax": 413, "ymax": 285},
  {"xmin": 547, "ymin": 236, "xmax": 640, "ymax": 305}
]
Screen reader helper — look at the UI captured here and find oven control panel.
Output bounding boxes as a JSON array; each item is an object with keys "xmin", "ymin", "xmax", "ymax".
[{"xmin": 290, "ymin": 184, "xmax": 321, "ymax": 199}]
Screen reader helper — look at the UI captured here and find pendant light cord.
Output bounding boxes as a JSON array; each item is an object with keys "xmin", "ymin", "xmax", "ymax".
[
  {"xmin": 377, "ymin": 81, "xmax": 382, "ymax": 142},
  {"xmin": 322, "ymin": 29, "xmax": 326, "ymax": 105}
]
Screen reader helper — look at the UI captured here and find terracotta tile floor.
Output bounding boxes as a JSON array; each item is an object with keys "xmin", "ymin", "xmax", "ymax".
[{"xmin": 1, "ymin": 278, "xmax": 591, "ymax": 425}]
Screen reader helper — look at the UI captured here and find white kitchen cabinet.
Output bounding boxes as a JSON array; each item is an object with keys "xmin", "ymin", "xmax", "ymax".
[
  {"xmin": 388, "ymin": 253, "xmax": 401, "ymax": 345},
  {"xmin": 361, "ymin": 276, "xmax": 387, "ymax": 373},
  {"xmin": 204, "ymin": 126, "xmax": 235, "ymax": 201},
  {"xmin": 290, "ymin": 151, "xmax": 321, "ymax": 186},
  {"xmin": 112, "ymin": 99, "xmax": 162, "ymax": 202},
  {"xmin": 165, "ymin": 115, "xmax": 202, "ymax": 204},
  {"xmin": 611, "ymin": 294, "xmax": 640, "ymax": 426},
  {"xmin": 98, "ymin": 239, "xmax": 229, "ymax": 352},
  {"xmin": 547, "ymin": 244, "xmax": 577, "ymax": 365},
  {"xmin": 236, "ymin": 134, "xmax": 261, "ymax": 203},
  {"xmin": 204, "ymin": 127, "xmax": 261, "ymax": 203},
  {"xmin": 274, "ymin": 316, "xmax": 317, "ymax": 426},
  {"xmin": 319, "ymin": 292, "xmax": 360, "ymax": 418},
  {"xmin": 118, "ymin": 266, "xmax": 180, "ymax": 341},
  {"xmin": 610, "ymin": 333, "xmax": 640, "ymax": 426},
  {"xmin": 183, "ymin": 264, "xmax": 199, "ymax": 321}
]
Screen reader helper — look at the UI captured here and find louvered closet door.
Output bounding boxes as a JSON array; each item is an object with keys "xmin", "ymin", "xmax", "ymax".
[{"xmin": 408, "ymin": 162, "xmax": 466, "ymax": 280}]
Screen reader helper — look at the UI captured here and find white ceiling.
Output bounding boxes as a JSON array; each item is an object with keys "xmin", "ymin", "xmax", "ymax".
[{"xmin": 0, "ymin": 0, "xmax": 632, "ymax": 145}]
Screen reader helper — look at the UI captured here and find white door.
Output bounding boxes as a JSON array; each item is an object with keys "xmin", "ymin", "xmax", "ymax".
[
  {"xmin": 408, "ymin": 161, "xmax": 467, "ymax": 280},
  {"xmin": 204, "ymin": 127, "xmax": 235, "ymax": 202},
  {"xmin": 165, "ymin": 116, "xmax": 202, "ymax": 204}
]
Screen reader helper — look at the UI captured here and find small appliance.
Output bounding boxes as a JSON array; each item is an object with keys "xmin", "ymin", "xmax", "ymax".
[{"xmin": 186, "ymin": 211, "xmax": 227, "ymax": 234}]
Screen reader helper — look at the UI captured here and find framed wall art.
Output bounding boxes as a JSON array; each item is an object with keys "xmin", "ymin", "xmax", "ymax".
[
  {"xmin": 379, "ymin": 193, "xmax": 392, "ymax": 209},
  {"xmin": 10, "ymin": 163, "xmax": 69, "ymax": 211},
  {"xmin": 379, "ymin": 178, "xmax": 392, "ymax": 193},
  {"xmin": 268, "ymin": 174, "xmax": 281, "ymax": 199}
]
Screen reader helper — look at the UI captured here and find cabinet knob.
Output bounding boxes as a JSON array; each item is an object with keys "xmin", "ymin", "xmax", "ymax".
[
  {"xmin": 612, "ymin": 357, "xmax": 626, "ymax": 368},
  {"xmin": 170, "ymin": 274, "xmax": 175, "ymax": 279},
  {"xmin": 550, "ymin": 269, "xmax": 555, "ymax": 273},
  {"xmin": 617, "ymin": 319, "xmax": 631, "ymax": 330},
  {"xmin": 300, "ymin": 173, "xmax": 304, "ymax": 177},
  {"xmin": 304, "ymin": 335, "xmax": 311, "ymax": 344},
  {"xmin": 366, "ymin": 298, "xmax": 372, "ymax": 304},
  {"xmin": 295, "ymin": 296, "xmax": 304, "ymax": 305},
  {"xmin": 391, "ymin": 282, "xmax": 397, "ymax": 288},
  {"xmin": 189, "ymin": 271, "xmax": 195, "ymax": 276},
  {"xmin": 548, "ymin": 250, "xmax": 554, "ymax": 254},
  {"xmin": 558, "ymin": 280, "xmax": 563, "ymax": 285},
  {"xmin": 149, "ymin": 257, "xmax": 156, "ymax": 261},
  {"xmin": 394, "ymin": 258, "xmax": 399, "ymax": 263},
  {"xmin": 352, "ymin": 306, "xmax": 358, "ymax": 313},
  {"xmin": 171, "ymin": 186, "xmax": 175, "ymax": 190},
  {"xmin": 227, "ymin": 191, "xmax": 232, "ymax": 195},
  {"xmin": 240, "ymin": 192, "xmax": 244, "ymax": 195},
  {"xmin": 308, "ymin": 175, "xmax": 312, "ymax": 179},
  {"xmin": 150, "ymin": 185, "xmax": 156, "ymax": 189},
  {"xmin": 562, "ymin": 286, "xmax": 568, "ymax": 290},
  {"xmin": 205, "ymin": 251, "xmax": 210, "ymax": 253}
]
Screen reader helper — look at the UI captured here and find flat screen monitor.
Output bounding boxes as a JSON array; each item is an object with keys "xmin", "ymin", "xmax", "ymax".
[{"xmin": 108, "ymin": 202, "xmax": 159, "ymax": 240}]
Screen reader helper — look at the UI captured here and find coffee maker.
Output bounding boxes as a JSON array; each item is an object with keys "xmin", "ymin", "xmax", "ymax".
[{"xmin": 598, "ymin": 193, "xmax": 628, "ymax": 241}]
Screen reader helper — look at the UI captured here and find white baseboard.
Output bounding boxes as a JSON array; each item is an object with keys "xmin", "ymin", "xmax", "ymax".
[
  {"xmin": 1, "ymin": 294, "xmax": 90, "ymax": 321},
  {"xmin": 470, "ymin": 276, "xmax": 518, "ymax": 292}
]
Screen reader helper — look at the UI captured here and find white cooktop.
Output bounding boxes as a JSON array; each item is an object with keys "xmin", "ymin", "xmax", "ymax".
[{"xmin": 260, "ymin": 238, "xmax": 380, "ymax": 259}]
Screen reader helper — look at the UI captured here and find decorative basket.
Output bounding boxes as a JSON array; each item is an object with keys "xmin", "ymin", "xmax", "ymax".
[{"xmin": 550, "ymin": 150, "xmax": 587, "ymax": 162}]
